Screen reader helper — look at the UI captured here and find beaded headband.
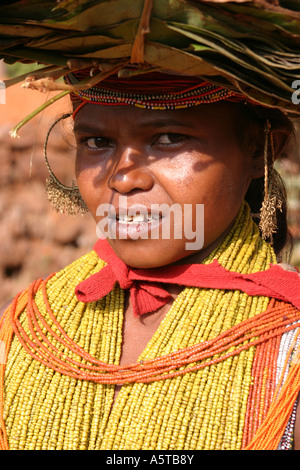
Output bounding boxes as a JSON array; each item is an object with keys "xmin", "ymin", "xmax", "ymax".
[{"xmin": 65, "ymin": 70, "xmax": 249, "ymax": 117}]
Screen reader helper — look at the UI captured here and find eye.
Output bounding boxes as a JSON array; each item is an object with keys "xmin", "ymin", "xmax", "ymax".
[
  {"xmin": 154, "ymin": 133, "xmax": 186, "ymax": 145},
  {"xmin": 81, "ymin": 137, "xmax": 112, "ymax": 150}
]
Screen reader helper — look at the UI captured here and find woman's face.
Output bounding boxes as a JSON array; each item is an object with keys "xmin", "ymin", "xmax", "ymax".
[{"xmin": 74, "ymin": 102, "xmax": 260, "ymax": 268}]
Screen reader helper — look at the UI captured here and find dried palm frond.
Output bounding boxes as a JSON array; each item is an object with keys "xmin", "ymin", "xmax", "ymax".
[{"xmin": 0, "ymin": 0, "xmax": 299, "ymax": 135}]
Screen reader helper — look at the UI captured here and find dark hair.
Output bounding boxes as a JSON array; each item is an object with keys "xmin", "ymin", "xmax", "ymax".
[
  {"xmin": 236, "ymin": 104, "xmax": 295, "ymax": 259},
  {"xmin": 245, "ymin": 173, "xmax": 291, "ymax": 258}
]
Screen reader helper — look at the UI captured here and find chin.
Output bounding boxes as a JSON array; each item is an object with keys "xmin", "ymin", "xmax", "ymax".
[{"xmin": 108, "ymin": 238, "xmax": 184, "ymax": 269}]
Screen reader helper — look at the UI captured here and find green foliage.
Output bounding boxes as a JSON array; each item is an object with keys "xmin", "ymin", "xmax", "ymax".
[{"xmin": 4, "ymin": 62, "xmax": 44, "ymax": 78}]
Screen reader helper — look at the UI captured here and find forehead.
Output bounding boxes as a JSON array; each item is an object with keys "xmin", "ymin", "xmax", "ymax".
[{"xmin": 72, "ymin": 101, "xmax": 240, "ymax": 134}]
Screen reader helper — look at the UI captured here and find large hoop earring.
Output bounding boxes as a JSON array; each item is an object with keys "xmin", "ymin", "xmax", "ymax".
[
  {"xmin": 259, "ymin": 119, "xmax": 283, "ymax": 243},
  {"xmin": 44, "ymin": 113, "xmax": 88, "ymax": 216}
]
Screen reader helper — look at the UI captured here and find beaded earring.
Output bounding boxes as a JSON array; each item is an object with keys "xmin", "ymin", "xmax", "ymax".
[
  {"xmin": 259, "ymin": 119, "xmax": 283, "ymax": 243},
  {"xmin": 44, "ymin": 113, "xmax": 89, "ymax": 216}
]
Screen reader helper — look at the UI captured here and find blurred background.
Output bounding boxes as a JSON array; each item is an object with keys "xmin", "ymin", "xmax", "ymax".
[
  {"xmin": 0, "ymin": 61, "xmax": 97, "ymax": 306},
  {"xmin": 0, "ymin": 61, "xmax": 300, "ymax": 307}
]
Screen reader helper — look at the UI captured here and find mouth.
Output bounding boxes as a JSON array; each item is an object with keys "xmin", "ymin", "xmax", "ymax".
[
  {"xmin": 116, "ymin": 213, "xmax": 161, "ymax": 224},
  {"xmin": 106, "ymin": 209, "xmax": 165, "ymax": 240}
]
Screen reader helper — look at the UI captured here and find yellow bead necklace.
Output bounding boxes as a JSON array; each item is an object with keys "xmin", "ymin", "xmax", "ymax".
[{"xmin": 1, "ymin": 202, "xmax": 294, "ymax": 450}]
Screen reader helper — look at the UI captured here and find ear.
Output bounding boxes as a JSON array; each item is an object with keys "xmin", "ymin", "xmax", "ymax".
[
  {"xmin": 250, "ymin": 125, "xmax": 292, "ymax": 179},
  {"xmin": 272, "ymin": 126, "xmax": 292, "ymax": 159}
]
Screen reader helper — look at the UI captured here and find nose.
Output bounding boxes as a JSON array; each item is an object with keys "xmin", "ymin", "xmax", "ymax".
[{"xmin": 108, "ymin": 147, "xmax": 154, "ymax": 194}]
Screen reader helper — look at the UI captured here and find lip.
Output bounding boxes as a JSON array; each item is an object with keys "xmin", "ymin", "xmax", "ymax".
[
  {"xmin": 113, "ymin": 204, "xmax": 167, "ymax": 218},
  {"xmin": 107, "ymin": 213, "xmax": 165, "ymax": 240},
  {"xmin": 105, "ymin": 203, "xmax": 167, "ymax": 240}
]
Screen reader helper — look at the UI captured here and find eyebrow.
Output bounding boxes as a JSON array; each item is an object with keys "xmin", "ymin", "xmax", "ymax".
[
  {"xmin": 73, "ymin": 118, "xmax": 192, "ymax": 135},
  {"xmin": 138, "ymin": 118, "xmax": 192, "ymax": 129},
  {"xmin": 73, "ymin": 123, "xmax": 105, "ymax": 135}
]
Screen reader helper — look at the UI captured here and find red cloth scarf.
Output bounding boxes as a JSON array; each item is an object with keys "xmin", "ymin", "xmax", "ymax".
[{"xmin": 75, "ymin": 239, "xmax": 300, "ymax": 316}]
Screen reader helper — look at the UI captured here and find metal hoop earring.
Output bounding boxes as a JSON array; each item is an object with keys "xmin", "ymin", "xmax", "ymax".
[{"xmin": 44, "ymin": 113, "xmax": 88, "ymax": 216}]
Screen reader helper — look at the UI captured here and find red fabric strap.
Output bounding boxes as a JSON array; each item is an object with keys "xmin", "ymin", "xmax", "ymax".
[{"xmin": 75, "ymin": 239, "xmax": 300, "ymax": 316}]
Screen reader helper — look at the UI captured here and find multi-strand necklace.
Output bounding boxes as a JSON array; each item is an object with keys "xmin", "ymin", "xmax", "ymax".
[{"xmin": 1, "ymin": 203, "xmax": 300, "ymax": 450}]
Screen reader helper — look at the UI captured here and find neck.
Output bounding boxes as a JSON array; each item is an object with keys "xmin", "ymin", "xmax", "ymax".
[
  {"xmin": 148, "ymin": 202, "xmax": 275, "ymax": 272},
  {"xmin": 173, "ymin": 219, "xmax": 236, "ymax": 266}
]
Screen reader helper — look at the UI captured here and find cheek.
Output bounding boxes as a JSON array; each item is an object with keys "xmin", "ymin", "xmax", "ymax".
[
  {"xmin": 203, "ymin": 165, "xmax": 248, "ymax": 209},
  {"xmin": 76, "ymin": 148, "xmax": 109, "ymax": 184},
  {"xmin": 75, "ymin": 149, "xmax": 112, "ymax": 180},
  {"xmin": 75, "ymin": 156, "xmax": 101, "ymax": 214},
  {"xmin": 184, "ymin": 156, "xmax": 250, "ymax": 230},
  {"xmin": 153, "ymin": 151, "xmax": 209, "ymax": 196},
  {"xmin": 75, "ymin": 156, "xmax": 90, "ymax": 192},
  {"xmin": 75, "ymin": 151, "xmax": 90, "ymax": 181},
  {"xmin": 164, "ymin": 148, "xmax": 248, "ymax": 200}
]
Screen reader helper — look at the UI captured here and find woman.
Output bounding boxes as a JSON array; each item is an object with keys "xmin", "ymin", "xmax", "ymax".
[{"xmin": 1, "ymin": 70, "xmax": 300, "ymax": 451}]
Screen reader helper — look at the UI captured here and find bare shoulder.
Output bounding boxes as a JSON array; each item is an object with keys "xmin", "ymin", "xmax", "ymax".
[
  {"xmin": 278, "ymin": 263, "xmax": 298, "ymax": 273},
  {"xmin": 0, "ymin": 299, "xmax": 13, "ymax": 321}
]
